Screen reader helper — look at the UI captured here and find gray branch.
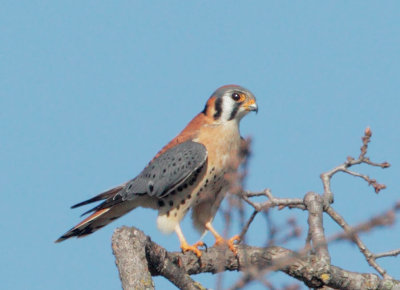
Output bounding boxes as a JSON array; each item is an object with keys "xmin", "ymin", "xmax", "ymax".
[
  {"xmin": 112, "ymin": 226, "xmax": 400, "ymax": 290},
  {"xmin": 112, "ymin": 227, "xmax": 205, "ymax": 290},
  {"xmin": 304, "ymin": 192, "xmax": 331, "ymax": 278},
  {"xmin": 112, "ymin": 227, "xmax": 155, "ymax": 290}
]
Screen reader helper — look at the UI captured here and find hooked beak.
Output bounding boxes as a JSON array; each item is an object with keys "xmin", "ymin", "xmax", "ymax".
[{"xmin": 244, "ymin": 99, "xmax": 258, "ymax": 113}]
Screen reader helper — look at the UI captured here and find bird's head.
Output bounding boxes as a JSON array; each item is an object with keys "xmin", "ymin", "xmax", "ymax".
[{"xmin": 202, "ymin": 85, "xmax": 258, "ymax": 123}]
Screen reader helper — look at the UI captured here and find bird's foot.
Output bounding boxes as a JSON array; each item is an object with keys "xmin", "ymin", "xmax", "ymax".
[
  {"xmin": 214, "ymin": 235, "xmax": 241, "ymax": 255},
  {"xmin": 180, "ymin": 241, "xmax": 204, "ymax": 257}
]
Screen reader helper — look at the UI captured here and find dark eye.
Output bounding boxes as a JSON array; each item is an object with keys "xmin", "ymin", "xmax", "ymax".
[{"xmin": 231, "ymin": 93, "xmax": 241, "ymax": 101}]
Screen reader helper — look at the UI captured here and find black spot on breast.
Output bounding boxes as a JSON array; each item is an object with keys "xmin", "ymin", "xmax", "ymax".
[
  {"xmin": 149, "ymin": 184, "xmax": 154, "ymax": 192},
  {"xmin": 158, "ymin": 200, "xmax": 165, "ymax": 207},
  {"xmin": 169, "ymin": 200, "xmax": 174, "ymax": 206},
  {"xmin": 177, "ymin": 186, "xmax": 183, "ymax": 192},
  {"xmin": 187, "ymin": 194, "xmax": 191, "ymax": 199},
  {"xmin": 181, "ymin": 199, "xmax": 185, "ymax": 205},
  {"xmin": 166, "ymin": 211, "xmax": 170, "ymax": 217}
]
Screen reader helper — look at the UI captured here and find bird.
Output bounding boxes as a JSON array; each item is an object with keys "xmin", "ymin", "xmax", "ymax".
[{"xmin": 56, "ymin": 84, "xmax": 258, "ymax": 257}]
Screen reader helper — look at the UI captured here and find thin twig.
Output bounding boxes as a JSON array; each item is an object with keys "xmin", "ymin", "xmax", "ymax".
[
  {"xmin": 374, "ymin": 249, "xmax": 400, "ymax": 259},
  {"xmin": 325, "ymin": 206, "xmax": 391, "ymax": 279},
  {"xmin": 320, "ymin": 127, "xmax": 390, "ymax": 200},
  {"xmin": 239, "ymin": 210, "xmax": 259, "ymax": 239}
]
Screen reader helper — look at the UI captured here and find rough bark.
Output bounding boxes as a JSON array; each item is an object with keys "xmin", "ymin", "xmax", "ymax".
[
  {"xmin": 112, "ymin": 226, "xmax": 400, "ymax": 290},
  {"xmin": 112, "ymin": 227, "xmax": 154, "ymax": 290}
]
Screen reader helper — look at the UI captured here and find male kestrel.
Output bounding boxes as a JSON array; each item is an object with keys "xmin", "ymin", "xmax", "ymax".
[{"xmin": 56, "ymin": 85, "xmax": 258, "ymax": 256}]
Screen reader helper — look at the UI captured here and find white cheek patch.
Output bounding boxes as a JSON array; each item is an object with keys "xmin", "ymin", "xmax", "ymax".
[{"xmin": 220, "ymin": 97, "xmax": 236, "ymax": 122}]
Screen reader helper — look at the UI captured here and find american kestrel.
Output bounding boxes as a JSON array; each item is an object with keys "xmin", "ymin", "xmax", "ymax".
[{"xmin": 56, "ymin": 85, "xmax": 257, "ymax": 256}]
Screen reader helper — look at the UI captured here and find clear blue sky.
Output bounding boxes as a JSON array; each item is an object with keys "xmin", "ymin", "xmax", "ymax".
[{"xmin": 1, "ymin": 1, "xmax": 399, "ymax": 289}]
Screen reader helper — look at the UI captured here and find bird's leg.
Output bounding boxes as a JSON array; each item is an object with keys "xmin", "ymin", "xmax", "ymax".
[
  {"xmin": 174, "ymin": 224, "xmax": 204, "ymax": 257},
  {"xmin": 205, "ymin": 222, "xmax": 240, "ymax": 255}
]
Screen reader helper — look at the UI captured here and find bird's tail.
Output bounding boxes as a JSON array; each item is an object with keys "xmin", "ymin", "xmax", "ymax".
[{"xmin": 55, "ymin": 185, "xmax": 136, "ymax": 243}]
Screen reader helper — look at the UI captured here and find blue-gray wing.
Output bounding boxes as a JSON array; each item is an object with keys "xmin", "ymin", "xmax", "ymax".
[{"xmin": 120, "ymin": 141, "xmax": 207, "ymax": 200}]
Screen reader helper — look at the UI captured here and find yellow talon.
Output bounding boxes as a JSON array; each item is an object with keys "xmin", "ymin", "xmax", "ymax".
[
  {"xmin": 180, "ymin": 241, "xmax": 204, "ymax": 257},
  {"xmin": 213, "ymin": 235, "xmax": 241, "ymax": 255}
]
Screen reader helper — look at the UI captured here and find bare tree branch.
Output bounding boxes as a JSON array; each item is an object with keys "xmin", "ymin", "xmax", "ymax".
[
  {"xmin": 320, "ymin": 127, "xmax": 390, "ymax": 201},
  {"xmin": 113, "ymin": 227, "xmax": 206, "ymax": 290},
  {"xmin": 325, "ymin": 206, "xmax": 392, "ymax": 279},
  {"xmin": 304, "ymin": 192, "xmax": 330, "ymax": 269},
  {"xmin": 112, "ymin": 227, "xmax": 155, "ymax": 290},
  {"xmin": 112, "ymin": 226, "xmax": 400, "ymax": 290},
  {"xmin": 374, "ymin": 249, "xmax": 400, "ymax": 259}
]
